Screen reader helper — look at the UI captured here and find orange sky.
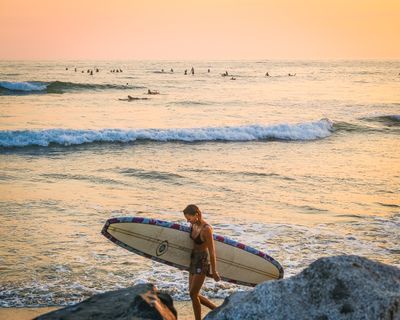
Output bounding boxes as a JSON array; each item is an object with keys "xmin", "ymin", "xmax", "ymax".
[{"xmin": 0, "ymin": 0, "xmax": 399, "ymax": 60}]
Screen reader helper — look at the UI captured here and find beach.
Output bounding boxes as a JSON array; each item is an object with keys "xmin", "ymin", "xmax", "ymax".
[
  {"xmin": 0, "ymin": 60, "xmax": 399, "ymax": 312},
  {"xmin": 0, "ymin": 300, "xmax": 223, "ymax": 319},
  {"xmin": 0, "ymin": 299, "xmax": 223, "ymax": 320},
  {"xmin": 0, "ymin": 307, "xmax": 59, "ymax": 320}
]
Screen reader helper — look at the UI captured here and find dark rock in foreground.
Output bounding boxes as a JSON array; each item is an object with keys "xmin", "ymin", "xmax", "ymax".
[
  {"xmin": 34, "ymin": 256, "xmax": 400, "ymax": 320},
  {"xmin": 205, "ymin": 255, "xmax": 400, "ymax": 320},
  {"xmin": 35, "ymin": 283, "xmax": 177, "ymax": 320}
]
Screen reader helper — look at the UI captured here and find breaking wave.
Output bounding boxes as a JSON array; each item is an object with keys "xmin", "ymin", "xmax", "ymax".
[
  {"xmin": 0, "ymin": 119, "xmax": 333, "ymax": 148},
  {"xmin": 0, "ymin": 81, "xmax": 143, "ymax": 94}
]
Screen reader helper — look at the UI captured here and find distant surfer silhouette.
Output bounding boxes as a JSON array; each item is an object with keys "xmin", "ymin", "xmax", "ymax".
[{"xmin": 119, "ymin": 95, "xmax": 149, "ymax": 101}]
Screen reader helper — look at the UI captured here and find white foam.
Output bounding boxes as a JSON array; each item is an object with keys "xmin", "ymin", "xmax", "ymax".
[
  {"xmin": 2, "ymin": 214, "xmax": 398, "ymax": 307},
  {"xmin": 0, "ymin": 81, "xmax": 47, "ymax": 91},
  {"xmin": 0, "ymin": 119, "xmax": 333, "ymax": 147}
]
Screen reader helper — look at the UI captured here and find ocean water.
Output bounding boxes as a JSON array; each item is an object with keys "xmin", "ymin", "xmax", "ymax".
[{"xmin": 0, "ymin": 60, "xmax": 399, "ymax": 307}]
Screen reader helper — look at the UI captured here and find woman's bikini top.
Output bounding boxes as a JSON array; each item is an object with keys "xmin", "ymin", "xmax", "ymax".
[{"xmin": 190, "ymin": 224, "xmax": 210, "ymax": 245}]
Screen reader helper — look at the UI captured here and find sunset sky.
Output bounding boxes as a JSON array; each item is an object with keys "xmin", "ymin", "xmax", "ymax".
[{"xmin": 0, "ymin": 0, "xmax": 399, "ymax": 60}]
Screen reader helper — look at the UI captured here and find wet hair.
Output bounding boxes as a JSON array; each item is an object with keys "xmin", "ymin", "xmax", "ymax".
[{"xmin": 183, "ymin": 204, "xmax": 201, "ymax": 217}]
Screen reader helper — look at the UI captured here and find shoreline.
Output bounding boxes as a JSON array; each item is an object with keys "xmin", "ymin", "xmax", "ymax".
[{"xmin": 0, "ymin": 299, "xmax": 224, "ymax": 320}]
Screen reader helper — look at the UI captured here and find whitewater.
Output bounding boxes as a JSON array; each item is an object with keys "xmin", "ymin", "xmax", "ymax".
[
  {"xmin": 0, "ymin": 60, "xmax": 399, "ymax": 307},
  {"xmin": 0, "ymin": 119, "xmax": 333, "ymax": 147}
]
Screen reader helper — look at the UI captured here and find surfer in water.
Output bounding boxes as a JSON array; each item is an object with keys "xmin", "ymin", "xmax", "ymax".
[
  {"xmin": 118, "ymin": 95, "xmax": 149, "ymax": 101},
  {"xmin": 183, "ymin": 204, "xmax": 220, "ymax": 320}
]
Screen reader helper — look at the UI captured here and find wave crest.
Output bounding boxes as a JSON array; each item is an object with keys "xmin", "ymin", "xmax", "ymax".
[
  {"xmin": 370, "ymin": 115, "xmax": 400, "ymax": 123},
  {"xmin": 360, "ymin": 115, "xmax": 400, "ymax": 128},
  {"xmin": 0, "ymin": 81, "xmax": 142, "ymax": 94},
  {"xmin": 0, "ymin": 119, "xmax": 333, "ymax": 148},
  {"xmin": 0, "ymin": 81, "xmax": 47, "ymax": 92}
]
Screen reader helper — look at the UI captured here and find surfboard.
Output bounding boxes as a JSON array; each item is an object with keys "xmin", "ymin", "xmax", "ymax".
[{"xmin": 101, "ymin": 217, "xmax": 284, "ymax": 286}]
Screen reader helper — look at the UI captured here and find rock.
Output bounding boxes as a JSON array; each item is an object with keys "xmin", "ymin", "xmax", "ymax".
[
  {"xmin": 205, "ymin": 255, "xmax": 400, "ymax": 320},
  {"xmin": 35, "ymin": 283, "xmax": 177, "ymax": 320}
]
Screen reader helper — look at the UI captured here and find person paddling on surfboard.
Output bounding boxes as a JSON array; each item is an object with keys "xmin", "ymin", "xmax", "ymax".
[{"xmin": 183, "ymin": 204, "xmax": 221, "ymax": 320}]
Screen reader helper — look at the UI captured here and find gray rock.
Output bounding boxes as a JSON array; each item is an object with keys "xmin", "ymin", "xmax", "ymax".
[
  {"xmin": 35, "ymin": 283, "xmax": 177, "ymax": 320},
  {"xmin": 205, "ymin": 255, "xmax": 400, "ymax": 320}
]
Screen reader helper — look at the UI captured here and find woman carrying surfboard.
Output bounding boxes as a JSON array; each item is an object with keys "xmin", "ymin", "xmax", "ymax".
[{"xmin": 183, "ymin": 204, "xmax": 221, "ymax": 320}]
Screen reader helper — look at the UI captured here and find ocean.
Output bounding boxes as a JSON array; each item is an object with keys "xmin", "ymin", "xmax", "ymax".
[{"xmin": 0, "ymin": 60, "xmax": 399, "ymax": 307}]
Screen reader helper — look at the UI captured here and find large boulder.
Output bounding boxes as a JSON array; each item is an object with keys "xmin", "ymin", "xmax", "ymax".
[
  {"xmin": 35, "ymin": 283, "xmax": 177, "ymax": 320},
  {"xmin": 205, "ymin": 255, "xmax": 400, "ymax": 320}
]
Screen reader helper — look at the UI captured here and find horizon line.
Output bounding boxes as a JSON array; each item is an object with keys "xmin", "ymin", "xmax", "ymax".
[{"xmin": 1, "ymin": 58, "xmax": 400, "ymax": 62}]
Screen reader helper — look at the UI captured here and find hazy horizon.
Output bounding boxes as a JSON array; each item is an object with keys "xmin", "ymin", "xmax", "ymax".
[{"xmin": 1, "ymin": 58, "xmax": 400, "ymax": 62}]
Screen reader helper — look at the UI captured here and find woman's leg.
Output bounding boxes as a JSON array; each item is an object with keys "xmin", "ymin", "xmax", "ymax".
[
  {"xmin": 189, "ymin": 273, "xmax": 217, "ymax": 310},
  {"xmin": 189, "ymin": 273, "xmax": 206, "ymax": 320},
  {"xmin": 189, "ymin": 273, "xmax": 193, "ymax": 289},
  {"xmin": 199, "ymin": 295, "xmax": 217, "ymax": 310}
]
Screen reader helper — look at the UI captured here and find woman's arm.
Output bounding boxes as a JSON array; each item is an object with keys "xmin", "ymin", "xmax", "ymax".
[{"xmin": 204, "ymin": 226, "xmax": 221, "ymax": 282}]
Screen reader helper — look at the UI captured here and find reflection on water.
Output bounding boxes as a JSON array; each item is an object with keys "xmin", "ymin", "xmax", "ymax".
[{"xmin": 0, "ymin": 60, "xmax": 399, "ymax": 306}]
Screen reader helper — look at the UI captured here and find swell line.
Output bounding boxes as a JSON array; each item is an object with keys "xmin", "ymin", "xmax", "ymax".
[{"xmin": 0, "ymin": 119, "xmax": 333, "ymax": 148}]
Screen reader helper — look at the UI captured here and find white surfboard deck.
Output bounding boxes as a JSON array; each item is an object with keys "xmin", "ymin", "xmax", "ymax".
[{"xmin": 102, "ymin": 217, "xmax": 283, "ymax": 286}]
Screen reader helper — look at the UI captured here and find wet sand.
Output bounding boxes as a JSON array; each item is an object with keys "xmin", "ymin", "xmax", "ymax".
[
  {"xmin": 0, "ymin": 307, "xmax": 59, "ymax": 320},
  {"xmin": 0, "ymin": 299, "xmax": 223, "ymax": 320}
]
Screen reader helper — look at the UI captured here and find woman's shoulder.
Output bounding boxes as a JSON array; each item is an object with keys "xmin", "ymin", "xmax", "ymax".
[{"xmin": 202, "ymin": 222, "xmax": 213, "ymax": 232}]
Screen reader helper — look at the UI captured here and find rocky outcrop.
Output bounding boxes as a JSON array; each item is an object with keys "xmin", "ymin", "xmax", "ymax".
[
  {"xmin": 205, "ymin": 255, "xmax": 400, "ymax": 320},
  {"xmin": 35, "ymin": 256, "xmax": 399, "ymax": 320},
  {"xmin": 35, "ymin": 283, "xmax": 177, "ymax": 320}
]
